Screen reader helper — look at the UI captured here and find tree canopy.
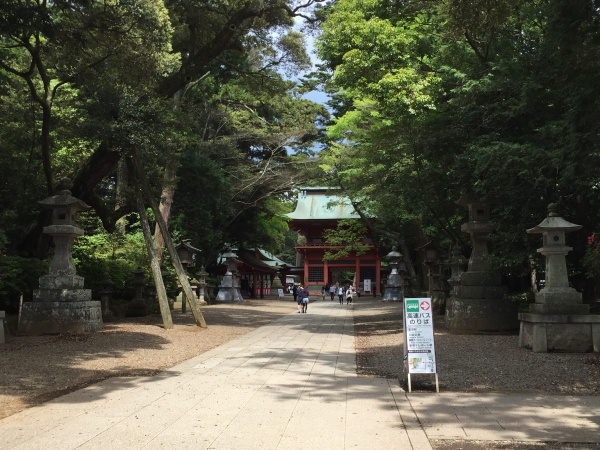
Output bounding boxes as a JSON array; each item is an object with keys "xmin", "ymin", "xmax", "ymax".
[{"xmin": 314, "ymin": 0, "xmax": 600, "ymax": 298}]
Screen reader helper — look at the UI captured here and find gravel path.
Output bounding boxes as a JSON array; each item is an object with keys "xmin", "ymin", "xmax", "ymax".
[{"xmin": 353, "ymin": 298, "xmax": 599, "ymax": 394}]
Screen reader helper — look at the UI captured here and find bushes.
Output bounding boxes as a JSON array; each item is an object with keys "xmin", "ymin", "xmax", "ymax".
[
  {"xmin": 72, "ymin": 227, "xmax": 148, "ymax": 316},
  {"xmin": 0, "ymin": 255, "xmax": 48, "ymax": 313}
]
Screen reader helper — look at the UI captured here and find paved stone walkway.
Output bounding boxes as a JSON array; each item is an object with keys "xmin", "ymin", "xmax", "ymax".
[{"xmin": 1, "ymin": 300, "xmax": 599, "ymax": 449}]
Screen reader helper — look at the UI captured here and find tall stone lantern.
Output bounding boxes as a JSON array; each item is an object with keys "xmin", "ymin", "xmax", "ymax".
[
  {"xmin": 382, "ymin": 247, "xmax": 404, "ymax": 302},
  {"xmin": 216, "ymin": 247, "xmax": 243, "ymax": 301},
  {"xmin": 519, "ymin": 203, "xmax": 600, "ymax": 352},
  {"xmin": 19, "ymin": 179, "xmax": 103, "ymax": 335},
  {"xmin": 196, "ymin": 266, "xmax": 209, "ymax": 305},
  {"xmin": 445, "ymin": 194, "xmax": 517, "ymax": 333}
]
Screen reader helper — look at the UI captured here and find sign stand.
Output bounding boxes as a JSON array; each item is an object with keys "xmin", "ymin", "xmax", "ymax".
[{"xmin": 403, "ymin": 297, "xmax": 439, "ymax": 393}]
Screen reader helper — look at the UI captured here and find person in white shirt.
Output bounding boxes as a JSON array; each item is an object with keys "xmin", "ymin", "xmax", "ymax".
[{"xmin": 346, "ymin": 286, "xmax": 354, "ymax": 305}]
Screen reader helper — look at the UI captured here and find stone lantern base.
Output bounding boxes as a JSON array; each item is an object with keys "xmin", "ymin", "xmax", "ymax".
[
  {"xmin": 445, "ymin": 271, "xmax": 519, "ymax": 333},
  {"xmin": 518, "ymin": 287, "xmax": 600, "ymax": 352},
  {"xmin": 519, "ymin": 313, "xmax": 600, "ymax": 353},
  {"xmin": 19, "ymin": 299, "xmax": 102, "ymax": 335},
  {"xmin": 19, "ymin": 275, "xmax": 102, "ymax": 335}
]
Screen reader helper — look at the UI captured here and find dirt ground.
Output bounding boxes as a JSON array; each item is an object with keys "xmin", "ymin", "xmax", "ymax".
[{"xmin": 0, "ymin": 299, "xmax": 292, "ymax": 419}]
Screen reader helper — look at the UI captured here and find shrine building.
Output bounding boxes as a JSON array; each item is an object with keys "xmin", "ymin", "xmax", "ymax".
[{"xmin": 286, "ymin": 187, "xmax": 382, "ymax": 296}]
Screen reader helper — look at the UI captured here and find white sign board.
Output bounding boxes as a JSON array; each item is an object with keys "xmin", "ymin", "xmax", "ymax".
[
  {"xmin": 277, "ymin": 288, "xmax": 284, "ymax": 298},
  {"xmin": 363, "ymin": 279, "xmax": 371, "ymax": 292},
  {"xmin": 403, "ymin": 298, "xmax": 439, "ymax": 392}
]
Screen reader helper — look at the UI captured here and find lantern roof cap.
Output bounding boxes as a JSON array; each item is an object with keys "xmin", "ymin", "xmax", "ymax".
[
  {"xmin": 526, "ymin": 203, "xmax": 582, "ymax": 234},
  {"xmin": 38, "ymin": 178, "xmax": 90, "ymax": 211},
  {"xmin": 455, "ymin": 194, "xmax": 488, "ymax": 208},
  {"xmin": 385, "ymin": 246, "xmax": 402, "ymax": 260},
  {"xmin": 176, "ymin": 241, "xmax": 201, "ymax": 253}
]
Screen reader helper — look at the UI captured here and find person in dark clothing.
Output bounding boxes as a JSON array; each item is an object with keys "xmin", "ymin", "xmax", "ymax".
[
  {"xmin": 301, "ymin": 286, "xmax": 309, "ymax": 313},
  {"xmin": 292, "ymin": 284, "xmax": 298, "ymax": 303},
  {"xmin": 296, "ymin": 285, "xmax": 304, "ymax": 313}
]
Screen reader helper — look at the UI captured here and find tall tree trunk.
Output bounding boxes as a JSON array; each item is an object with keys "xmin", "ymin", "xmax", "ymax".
[
  {"xmin": 153, "ymin": 158, "xmax": 179, "ymax": 262},
  {"xmin": 134, "ymin": 181, "xmax": 174, "ymax": 330},
  {"xmin": 131, "ymin": 154, "xmax": 207, "ymax": 328},
  {"xmin": 153, "ymin": 89, "xmax": 183, "ymax": 262}
]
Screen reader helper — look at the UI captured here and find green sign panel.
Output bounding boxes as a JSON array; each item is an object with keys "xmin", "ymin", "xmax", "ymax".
[{"xmin": 406, "ymin": 299, "xmax": 419, "ymax": 312}]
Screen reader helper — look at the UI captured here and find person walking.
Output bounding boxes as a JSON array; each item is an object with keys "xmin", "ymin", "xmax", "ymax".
[
  {"xmin": 337, "ymin": 285, "xmax": 344, "ymax": 304},
  {"xmin": 329, "ymin": 284, "xmax": 336, "ymax": 301},
  {"xmin": 296, "ymin": 285, "xmax": 304, "ymax": 313},
  {"xmin": 301, "ymin": 286, "xmax": 309, "ymax": 313},
  {"xmin": 292, "ymin": 284, "xmax": 298, "ymax": 303},
  {"xmin": 346, "ymin": 286, "xmax": 354, "ymax": 305}
]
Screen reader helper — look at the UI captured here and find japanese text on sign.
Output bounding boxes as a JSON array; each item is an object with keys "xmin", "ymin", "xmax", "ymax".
[{"xmin": 404, "ymin": 298, "xmax": 437, "ymax": 374}]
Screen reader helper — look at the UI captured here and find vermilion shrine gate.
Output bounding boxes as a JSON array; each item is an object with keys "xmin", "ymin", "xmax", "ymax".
[{"xmin": 287, "ymin": 187, "xmax": 382, "ymax": 296}]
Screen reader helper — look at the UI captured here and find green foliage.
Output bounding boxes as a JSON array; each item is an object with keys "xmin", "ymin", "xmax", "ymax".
[
  {"xmin": 316, "ymin": 0, "xmax": 600, "ymax": 298},
  {"xmin": 323, "ymin": 219, "xmax": 370, "ymax": 260},
  {"xmin": 0, "ymin": 256, "xmax": 48, "ymax": 313},
  {"xmin": 583, "ymin": 233, "xmax": 600, "ymax": 278},
  {"xmin": 72, "ymin": 217, "xmax": 149, "ymax": 301}
]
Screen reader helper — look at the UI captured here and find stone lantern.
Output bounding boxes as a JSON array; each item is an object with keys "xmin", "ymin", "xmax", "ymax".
[
  {"xmin": 176, "ymin": 242, "xmax": 201, "ymax": 313},
  {"xmin": 519, "ymin": 203, "xmax": 600, "ymax": 352},
  {"xmin": 39, "ymin": 182, "xmax": 91, "ymax": 278},
  {"xmin": 417, "ymin": 242, "xmax": 440, "ymax": 298},
  {"xmin": 382, "ymin": 247, "xmax": 403, "ymax": 302},
  {"xmin": 128, "ymin": 267, "xmax": 147, "ymax": 316},
  {"xmin": 19, "ymin": 179, "xmax": 102, "ymax": 335},
  {"xmin": 271, "ymin": 268, "xmax": 284, "ymax": 289},
  {"xmin": 445, "ymin": 194, "xmax": 517, "ymax": 333},
  {"xmin": 216, "ymin": 247, "xmax": 243, "ymax": 302},
  {"xmin": 196, "ymin": 266, "xmax": 209, "ymax": 305},
  {"xmin": 98, "ymin": 272, "xmax": 115, "ymax": 322}
]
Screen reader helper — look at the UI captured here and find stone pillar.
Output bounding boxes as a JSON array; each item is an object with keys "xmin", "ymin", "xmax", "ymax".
[
  {"xmin": 98, "ymin": 272, "xmax": 115, "ymax": 322},
  {"xmin": 446, "ymin": 245, "xmax": 467, "ymax": 297},
  {"xmin": 128, "ymin": 267, "xmax": 147, "ymax": 316},
  {"xmin": 145, "ymin": 280, "xmax": 157, "ymax": 314},
  {"xmin": 19, "ymin": 180, "xmax": 102, "ymax": 335},
  {"xmin": 197, "ymin": 266, "xmax": 208, "ymax": 306},
  {"xmin": 519, "ymin": 203, "xmax": 600, "ymax": 352},
  {"xmin": 0, "ymin": 311, "xmax": 5, "ymax": 344},
  {"xmin": 445, "ymin": 195, "xmax": 518, "ymax": 333}
]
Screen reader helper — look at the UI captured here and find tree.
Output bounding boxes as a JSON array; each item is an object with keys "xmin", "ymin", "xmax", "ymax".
[{"xmin": 315, "ymin": 0, "xmax": 600, "ymax": 298}]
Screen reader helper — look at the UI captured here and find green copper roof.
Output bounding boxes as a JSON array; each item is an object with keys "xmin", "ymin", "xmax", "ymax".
[{"xmin": 286, "ymin": 187, "xmax": 360, "ymax": 220}]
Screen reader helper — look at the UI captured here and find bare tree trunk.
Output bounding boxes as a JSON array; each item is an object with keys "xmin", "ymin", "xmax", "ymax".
[
  {"xmin": 115, "ymin": 158, "xmax": 129, "ymax": 234},
  {"xmin": 134, "ymin": 182, "xmax": 174, "ymax": 330},
  {"xmin": 131, "ymin": 154, "xmax": 207, "ymax": 328},
  {"xmin": 398, "ymin": 238, "xmax": 419, "ymax": 288}
]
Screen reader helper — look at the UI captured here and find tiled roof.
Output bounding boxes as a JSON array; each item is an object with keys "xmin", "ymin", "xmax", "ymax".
[{"xmin": 286, "ymin": 187, "xmax": 359, "ymax": 221}]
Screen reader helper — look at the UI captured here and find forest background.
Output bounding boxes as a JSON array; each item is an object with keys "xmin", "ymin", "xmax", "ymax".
[{"xmin": 1, "ymin": 0, "xmax": 600, "ymax": 317}]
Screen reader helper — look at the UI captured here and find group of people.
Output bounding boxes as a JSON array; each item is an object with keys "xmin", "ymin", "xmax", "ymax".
[
  {"xmin": 293, "ymin": 284, "xmax": 310, "ymax": 313},
  {"xmin": 292, "ymin": 282, "xmax": 361, "ymax": 313},
  {"xmin": 292, "ymin": 283, "xmax": 360, "ymax": 313},
  {"xmin": 325, "ymin": 283, "xmax": 359, "ymax": 305}
]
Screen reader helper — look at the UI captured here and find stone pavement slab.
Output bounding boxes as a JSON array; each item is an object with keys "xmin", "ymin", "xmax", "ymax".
[{"xmin": 408, "ymin": 392, "xmax": 600, "ymax": 444}]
